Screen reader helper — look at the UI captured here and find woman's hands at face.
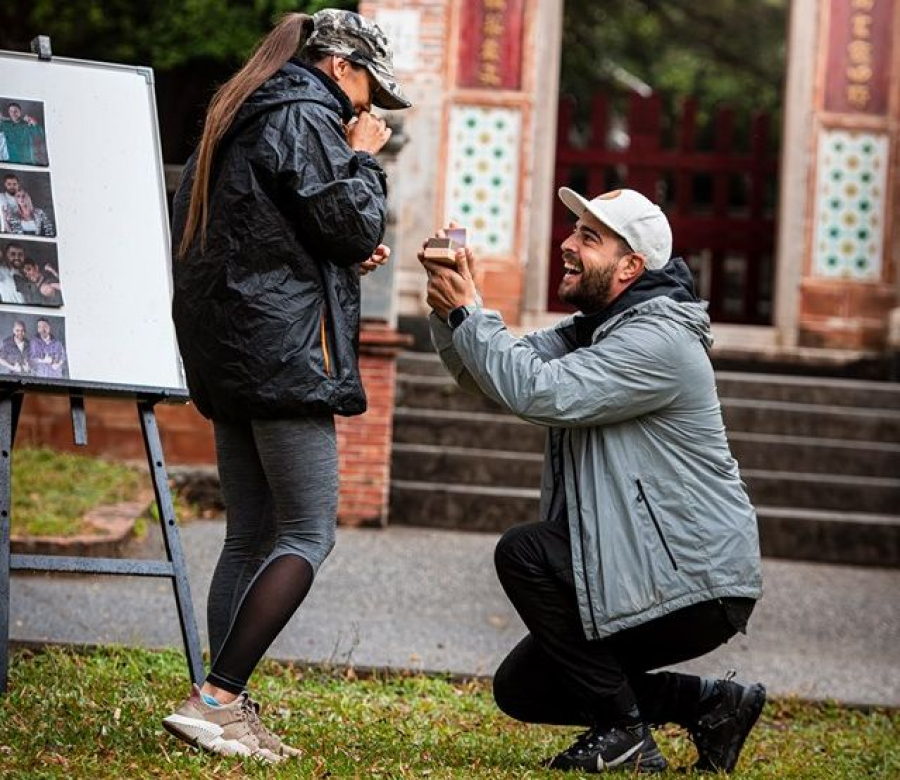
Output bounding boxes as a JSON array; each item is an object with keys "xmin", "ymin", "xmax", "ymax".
[{"xmin": 347, "ymin": 111, "xmax": 391, "ymax": 155}]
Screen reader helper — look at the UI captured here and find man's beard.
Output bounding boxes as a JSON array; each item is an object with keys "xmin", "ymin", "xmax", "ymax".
[{"xmin": 558, "ymin": 254, "xmax": 616, "ymax": 313}]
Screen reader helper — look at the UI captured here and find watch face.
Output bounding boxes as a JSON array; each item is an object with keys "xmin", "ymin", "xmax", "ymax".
[{"xmin": 449, "ymin": 306, "xmax": 468, "ymax": 329}]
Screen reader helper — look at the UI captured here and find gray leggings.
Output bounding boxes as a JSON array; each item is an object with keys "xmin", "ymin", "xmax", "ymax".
[{"xmin": 207, "ymin": 415, "xmax": 338, "ymax": 668}]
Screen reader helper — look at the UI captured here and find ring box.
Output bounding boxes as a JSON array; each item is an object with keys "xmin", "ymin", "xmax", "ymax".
[
  {"xmin": 423, "ymin": 237, "xmax": 460, "ymax": 267},
  {"xmin": 424, "ymin": 228, "xmax": 466, "ymax": 268}
]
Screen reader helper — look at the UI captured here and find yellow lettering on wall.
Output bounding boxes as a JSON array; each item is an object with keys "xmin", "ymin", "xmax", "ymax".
[
  {"xmin": 481, "ymin": 38, "xmax": 501, "ymax": 62},
  {"xmin": 846, "ymin": 84, "xmax": 871, "ymax": 107},
  {"xmin": 851, "ymin": 12, "xmax": 873, "ymax": 37},
  {"xmin": 846, "ymin": 63, "xmax": 873, "ymax": 82},
  {"xmin": 479, "ymin": 62, "xmax": 502, "ymax": 86},
  {"xmin": 483, "ymin": 13, "xmax": 505, "ymax": 37},
  {"xmin": 847, "ymin": 39, "xmax": 873, "ymax": 63}
]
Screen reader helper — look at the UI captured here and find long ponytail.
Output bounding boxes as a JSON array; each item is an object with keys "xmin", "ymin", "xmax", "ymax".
[{"xmin": 177, "ymin": 13, "xmax": 315, "ymax": 259}]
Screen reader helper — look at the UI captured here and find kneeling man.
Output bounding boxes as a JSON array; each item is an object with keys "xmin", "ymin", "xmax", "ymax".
[{"xmin": 420, "ymin": 188, "xmax": 765, "ymax": 774}]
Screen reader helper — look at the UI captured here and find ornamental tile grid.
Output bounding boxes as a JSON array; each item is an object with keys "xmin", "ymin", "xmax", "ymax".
[
  {"xmin": 812, "ymin": 128, "xmax": 888, "ymax": 281},
  {"xmin": 444, "ymin": 105, "xmax": 521, "ymax": 256}
]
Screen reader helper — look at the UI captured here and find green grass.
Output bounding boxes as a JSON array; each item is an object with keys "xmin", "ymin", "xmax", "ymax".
[
  {"xmin": 11, "ymin": 447, "xmax": 146, "ymax": 537},
  {"xmin": 1, "ymin": 646, "xmax": 897, "ymax": 779}
]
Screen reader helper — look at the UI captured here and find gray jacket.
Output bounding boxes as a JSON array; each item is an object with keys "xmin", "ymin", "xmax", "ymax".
[{"xmin": 430, "ymin": 294, "xmax": 762, "ymax": 640}]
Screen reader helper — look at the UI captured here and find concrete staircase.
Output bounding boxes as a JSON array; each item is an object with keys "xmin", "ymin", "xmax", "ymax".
[{"xmin": 389, "ymin": 351, "xmax": 900, "ymax": 567}]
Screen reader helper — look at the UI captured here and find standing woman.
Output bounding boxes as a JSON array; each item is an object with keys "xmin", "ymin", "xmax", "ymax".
[{"xmin": 163, "ymin": 9, "xmax": 410, "ymax": 763}]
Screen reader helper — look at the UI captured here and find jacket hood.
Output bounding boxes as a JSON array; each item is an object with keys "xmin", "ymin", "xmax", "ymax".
[
  {"xmin": 570, "ymin": 256, "xmax": 712, "ymax": 349},
  {"xmin": 626, "ymin": 254, "xmax": 698, "ymax": 305},
  {"xmin": 235, "ymin": 59, "xmax": 353, "ymax": 128}
]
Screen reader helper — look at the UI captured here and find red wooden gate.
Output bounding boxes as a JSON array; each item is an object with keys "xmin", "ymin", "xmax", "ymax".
[{"xmin": 549, "ymin": 94, "xmax": 779, "ymax": 324}]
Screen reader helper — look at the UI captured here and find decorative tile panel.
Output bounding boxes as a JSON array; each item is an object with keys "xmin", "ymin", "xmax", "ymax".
[
  {"xmin": 444, "ymin": 105, "xmax": 521, "ymax": 256},
  {"xmin": 812, "ymin": 129, "xmax": 888, "ymax": 280}
]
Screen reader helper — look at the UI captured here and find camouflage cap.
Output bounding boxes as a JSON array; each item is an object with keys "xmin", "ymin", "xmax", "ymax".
[{"xmin": 306, "ymin": 9, "xmax": 411, "ymax": 111}]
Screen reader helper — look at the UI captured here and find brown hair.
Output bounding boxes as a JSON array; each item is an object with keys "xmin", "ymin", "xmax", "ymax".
[{"xmin": 178, "ymin": 13, "xmax": 315, "ymax": 259}]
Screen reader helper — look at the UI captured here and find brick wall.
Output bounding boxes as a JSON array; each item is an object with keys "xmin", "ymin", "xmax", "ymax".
[
  {"xmin": 335, "ymin": 351, "xmax": 397, "ymax": 526},
  {"xmin": 13, "ymin": 394, "xmax": 216, "ymax": 464},
  {"xmin": 13, "ymin": 325, "xmax": 407, "ymax": 527}
]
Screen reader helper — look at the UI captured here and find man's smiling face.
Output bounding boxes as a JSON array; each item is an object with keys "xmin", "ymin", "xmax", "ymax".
[{"xmin": 557, "ymin": 212, "xmax": 633, "ymax": 312}]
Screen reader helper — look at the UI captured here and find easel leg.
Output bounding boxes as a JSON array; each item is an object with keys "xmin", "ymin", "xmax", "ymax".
[
  {"xmin": 0, "ymin": 395, "xmax": 22, "ymax": 693},
  {"xmin": 138, "ymin": 401, "xmax": 205, "ymax": 686}
]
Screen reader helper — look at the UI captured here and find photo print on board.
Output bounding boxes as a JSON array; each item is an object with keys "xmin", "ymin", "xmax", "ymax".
[
  {"xmin": 0, "ymin": 97, "xmax": 49, "ymax": 167},
  {"xmin": 0, "ymin": 310, "xmax": 67, "ymax": 380},
  {"xmin": 0, "ymin": 237, "xmax": 63, "ymax": 307},
  {"xmin": 0, "ymin": 168, "xmax": 56, "ymax": 237}
]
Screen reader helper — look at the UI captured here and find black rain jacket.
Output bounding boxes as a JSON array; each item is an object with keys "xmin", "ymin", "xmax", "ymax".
[{"xmin": 171, "ymin": 60, "xmax": 387, "ymax": 421}]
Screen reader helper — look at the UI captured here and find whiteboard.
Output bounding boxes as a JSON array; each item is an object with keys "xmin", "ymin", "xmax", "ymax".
[{"xmin": 0, "ymin": 50, "xmax": 185, "ymax": 395}]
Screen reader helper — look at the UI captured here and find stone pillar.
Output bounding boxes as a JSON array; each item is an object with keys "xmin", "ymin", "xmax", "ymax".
[
  {"xmin": 436, "ymin": 0, "xmax": 532, "ymax": 324},
  {"xmin": 795, "ymin": 0, "xmax": 899, "ymax": 349},
  {"xmin": 364, "ymin": 0, "xmax": 556, "ymax": 327}
]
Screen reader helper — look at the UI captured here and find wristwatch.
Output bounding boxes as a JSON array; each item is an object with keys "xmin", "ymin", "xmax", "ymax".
[{"xmin": 448, "ymin": 304, "xmax": 474, "ymax": 330}]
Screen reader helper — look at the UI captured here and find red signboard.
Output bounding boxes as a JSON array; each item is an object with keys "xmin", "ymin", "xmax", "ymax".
[
  {"xmin": 824, "ymin": 0, "xmax": 894, "ymax": 115},
  {"xmin": 457, "ymin": 0, "xmax": 526, "ymax": 90}
]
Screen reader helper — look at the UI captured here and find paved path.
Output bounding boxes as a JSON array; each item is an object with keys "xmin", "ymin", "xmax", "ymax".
[{"xmin": 9, "ymin": 521, "xmax": 900, "ymax": 707}]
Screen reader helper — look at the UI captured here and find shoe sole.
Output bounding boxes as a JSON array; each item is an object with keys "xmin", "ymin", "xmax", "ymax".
[
  {"xmin": 162, "ymin": 714, "xmax": 283, "ymax": 763},
  {"xmin": 696, "ymin": 683, "xmax": 767, "ymax": 773}
]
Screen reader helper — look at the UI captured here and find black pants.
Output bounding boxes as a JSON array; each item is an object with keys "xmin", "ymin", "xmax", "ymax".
[{"xmin": 493, "ymin": 520, "xmax": 751, "ymax": 728}]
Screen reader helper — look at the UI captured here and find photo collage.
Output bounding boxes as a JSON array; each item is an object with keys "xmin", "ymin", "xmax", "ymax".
[{"xmin": 0, "ymin": 96, "xmax": 67, "ymax": 379}]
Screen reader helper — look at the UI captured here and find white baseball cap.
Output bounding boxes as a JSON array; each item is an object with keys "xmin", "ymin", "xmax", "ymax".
[{"xmin": 558, "ymin": 187, "xmax": 673, "ymax": 270}]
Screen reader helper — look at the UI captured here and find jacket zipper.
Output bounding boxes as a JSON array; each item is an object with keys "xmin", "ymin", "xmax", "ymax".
[
  {"xmin": 636, "ymin": 479, "xmax": 678, "ymax": 571},
  {"xmin": 548, "ymin": 429, "xmax": 561, "ymax": 515},
  {"xmin": 568, "ymin": 432, "xmax": 600, "ymax": 638},
  {"xmin": 319, "ymin": 308, "xmax": 332, "ymax": 376}
]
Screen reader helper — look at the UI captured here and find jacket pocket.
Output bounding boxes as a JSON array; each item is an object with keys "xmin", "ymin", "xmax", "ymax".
[{"xmin": 636, "ymin": 479, "xmax": 678, "ymax": 571}]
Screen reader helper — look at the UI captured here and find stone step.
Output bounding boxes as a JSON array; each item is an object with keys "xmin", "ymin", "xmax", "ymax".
[
  {"xmin": 397, "ymin": 352, "xmax": 900, "ymax": 409},
  {"xmin": 392, "ymin": 443, "xmax": 900, "ymax": 514},
  {"xmin": 403, "ymin": 371, "xmax": 767, "ymax": 418},
  {"xmin": 720, "ymin": 399, "xmax": 900, "ymax": 441},
  {"xmin": 729, "ymin": 433, "xmax": 900, "ymax": 478},
  {"xmin": 742, "ymin": 469, "xmax": 900, "ymax": 515},
  {"xmin": 715, "ymin": 371, "xmax": 900, "ymax": 409},
  {"xmin": 396, "ymin": 351, "xmax": 451, "ymax": 378},
  {"xmin": 394, "ymin": 407, "xmax": 900, "ymax": 481},
  {"xmin": 391, "ymin": 352, "xmax": 900, "ymax": 566},
  {"xmin": 755, "ymin": 506, "xmax": 900, "ymax": 568},
  {"xmin": 395, "ymin": 373, "xmax": 505, "ymax": 415},
  {"xmin": 394, "ymin": 399, "xmax": 900, "ymax": 453},
  {"xmin": 396, "ymin": 375, "xmax": 900, "ymax": 442},
  {"xmin": 387, "ymin": 481, "xmax": 900, "ymax": 567},
  {"xmin": 393, "ymin": 407, "xmax": 545, "ymax": 452},
  {"xmin": 390, "ymin": 479, "xmax": 539, "ymax": 533},
  {"xmin": 392, "ymin": 443, "xmax": 543, "ymax": 487}
]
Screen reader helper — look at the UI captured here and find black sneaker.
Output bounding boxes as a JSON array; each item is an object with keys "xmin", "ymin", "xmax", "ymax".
[
  {"xmin": 689, "ymin": 672, "xmax": 766, "ymax": 773},
  {"xmin": 547, "ymin": 722, "xmax": 667, "ymax": 774}
]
